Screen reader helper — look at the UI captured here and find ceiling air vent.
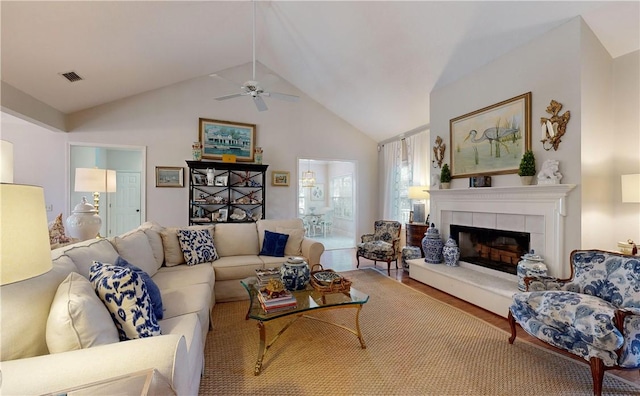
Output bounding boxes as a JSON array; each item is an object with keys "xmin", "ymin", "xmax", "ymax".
[{"xmin": 59, "ymin": 71, "xmax": 83, "ymax": 83}]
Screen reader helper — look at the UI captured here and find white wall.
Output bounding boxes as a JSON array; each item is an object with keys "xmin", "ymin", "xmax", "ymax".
[
  {"xmin": 0, "ymin": 113, "xmax": 68, "ymax": 222},
  {"xmin": 62, "ymin": 62, "xmax": 378, "ymax": 234},
  {"xmin": 429, "ymin": 17, "xmax": 640, "ymax": 253},
  {"xmin": 430, "ymin": 18, "xmax": 583, "ymax": 259},
  {"xmin": 612, "ymin": 51, "xmax": 640, "ymax": 245}
]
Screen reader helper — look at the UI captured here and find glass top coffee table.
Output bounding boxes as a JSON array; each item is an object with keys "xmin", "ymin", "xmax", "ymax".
[{"xmin": 241, "ymin": 277, "xmax": 369, "ymax": 375}]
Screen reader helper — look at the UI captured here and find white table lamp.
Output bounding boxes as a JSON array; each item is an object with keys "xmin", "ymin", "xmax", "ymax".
[
  {"xmin": 622, "ymin": 174, "xmax": 640, "ymax": 203},
  {"xmin": 1, "ymin": 183, "xmax": 53, "ymax": 285},
  {"xmin": 408, "ymin": 186, "xmax": 430, "ymax": 223},
  {"xmin": 67, "ymin": 168, "xmax": 117, "ymax": 240}
]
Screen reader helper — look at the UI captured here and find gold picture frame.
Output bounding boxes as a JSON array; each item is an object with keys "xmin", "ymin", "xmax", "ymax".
[
  {"xmin": 450, "ymin": 92, "xmax": 531, "ymax": 178},
  {"xmin": 155, "ymin": 166, "xmax": 184, "ymax": 187},
  {"xmin": 272, "ymin": 171, "xmax": 290, "ymax": 186}
]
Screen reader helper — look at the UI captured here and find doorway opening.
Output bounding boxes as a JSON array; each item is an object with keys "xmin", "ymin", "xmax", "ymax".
[
  {"xmin": 298, "ymin": 158, "xmax": 356, "ymax": 250},
  {"xmin": 69, "ymin": 143, "xmax": 146, "ymax": 237}
]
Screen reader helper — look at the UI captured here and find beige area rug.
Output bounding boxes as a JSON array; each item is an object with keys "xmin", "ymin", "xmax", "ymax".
[{"xmin": 200, "ymin": 269, "xmax": 639, "ymax": 395}]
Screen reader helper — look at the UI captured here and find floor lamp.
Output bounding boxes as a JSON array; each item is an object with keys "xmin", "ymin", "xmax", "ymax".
[
  {"xmin": 67, "ymin": 168, "xmax": 117, "ymax": 240},
  {"xmin": 408, "ymin": 186, "xmax": 430, "ymax": 223},
  {"xmin": 621, "ymin": 174, "xmax": 640, "ymax": 255},
  {"xmin": 1, "ymin": 183, "xmax": 53, "ymax": 285}
]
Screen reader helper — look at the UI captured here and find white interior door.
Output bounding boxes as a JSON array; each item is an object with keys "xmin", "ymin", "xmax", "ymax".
[{"xmin": 110, "ymin": 172, "xmax": 141, "ymax": 236}]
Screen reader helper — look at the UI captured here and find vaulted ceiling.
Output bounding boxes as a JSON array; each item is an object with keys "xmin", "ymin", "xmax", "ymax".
[{"xmin": 2, "ymin": 1, "xmax": 638, "ymax": 142}]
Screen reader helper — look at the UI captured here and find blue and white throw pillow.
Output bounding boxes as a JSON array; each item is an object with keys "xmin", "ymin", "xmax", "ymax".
[
  {"xmin": 260, "ymin": 230, "xmax": 290, "ymax": 257},
  {"xmin": 89, "ymin": 261, "xmax": 161, "ymax": 341},
  {"xmin": 115, "ymin": 256, "xmax": 164, "ymax": 320},
  {"xmin": 177, "ymin": 229, "xmax": 219, "ymax": 265}
]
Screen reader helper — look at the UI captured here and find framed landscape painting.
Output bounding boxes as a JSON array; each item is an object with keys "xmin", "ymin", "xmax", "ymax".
[
  {"xmin": 156, "ymin": 166, "xmax": 184, "ymax": 187},
  {"xmin": 450, "ymin": 92, "xmax": 531, "ymax": 178},
  {"xmin": 199, "ymin": 118, "xmax": 256, "ymax": 162}
]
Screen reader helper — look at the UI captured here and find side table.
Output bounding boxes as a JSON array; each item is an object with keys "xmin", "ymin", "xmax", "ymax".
[{"xmin": 405, "ymin": 222, "xmax": 429, "ymax": 256}]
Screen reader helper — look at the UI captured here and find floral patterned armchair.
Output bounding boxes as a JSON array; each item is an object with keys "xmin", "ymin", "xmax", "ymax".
[
  {"xmin": 508, "ymin": 250, "xmax": 640, "ymax": 396},
  {"xmin": 356, "ymin": 220, "xmax": 402, "ymax": 276}
]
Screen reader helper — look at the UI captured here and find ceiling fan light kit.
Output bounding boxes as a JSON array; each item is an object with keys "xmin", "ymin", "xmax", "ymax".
[{"xmin": 214, "ymin": 1, "xmax": 299, "ymax": 112}]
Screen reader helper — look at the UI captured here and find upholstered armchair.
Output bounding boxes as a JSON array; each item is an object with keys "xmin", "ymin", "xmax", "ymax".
[
  {"xmin": 508, "ymin": 250, "xmax": 640, "ymax": 396},
  {"xmin": 356, "ymin": 220, "xmax": 402, "ymax": 275}
]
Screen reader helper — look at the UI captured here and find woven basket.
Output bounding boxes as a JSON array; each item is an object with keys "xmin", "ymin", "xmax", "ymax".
[{"xmin": 309, "ymin": 264, "xmax": 351, "ymax": 293}]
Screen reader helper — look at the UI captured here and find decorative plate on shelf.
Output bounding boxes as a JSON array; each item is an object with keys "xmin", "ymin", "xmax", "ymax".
[{"xmin": 313, "ymin": 271, "xmax": 342, "ymax": 285}]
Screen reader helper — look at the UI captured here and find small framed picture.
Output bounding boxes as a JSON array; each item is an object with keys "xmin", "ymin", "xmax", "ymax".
[
  {"xmin": 156, "ymin": 166, "xmax": 184, "ymax": 188},
  {"xmin": 192, "ymin": 172, "xmax": 206, "ymax": 186},
  {"xmin": 218, "ymin": 208, "xmax": 228, "ymax": 222},
  {"xmin": 272, "ymin": 171, "xmax": 290, "ymax": 186},
  {"xmin": 215, "ymin": 175, "xmax": 228, "ymax": 186}
]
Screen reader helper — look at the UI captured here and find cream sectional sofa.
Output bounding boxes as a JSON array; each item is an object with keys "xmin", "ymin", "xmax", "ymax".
[{"xmin": 0, "ymin": 218, "xmax": 323, "ymax": 395}]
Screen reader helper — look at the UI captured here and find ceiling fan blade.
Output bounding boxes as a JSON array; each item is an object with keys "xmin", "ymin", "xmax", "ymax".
[
  {"xmin": 265, "ymin": 91, "xmax": 300, "ymax": 102},
  {"xmin": 215, "ymin": 93, "xmax": 244, "ymax": 101},
  {"xmin": 253, "ymin": 96, "xmax": 268, "ymax": 112}
]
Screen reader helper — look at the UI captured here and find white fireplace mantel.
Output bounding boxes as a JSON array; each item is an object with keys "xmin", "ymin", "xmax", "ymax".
[
  {"xmin": 429, "ymin": 184, "xmax": 576, "ymax": 277},
  {"xmin": 409, "ymin": 184, "xmax": 576, "ymax": 318}
]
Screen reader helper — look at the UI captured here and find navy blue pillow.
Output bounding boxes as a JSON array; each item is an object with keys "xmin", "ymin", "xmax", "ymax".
[
  {"xmin": 115, "ymin": 256, "xmax": 164, "ymax": 320},
  {"xmin": 260, "ymin": 230, "xmax": 289, "ymax": 257}
]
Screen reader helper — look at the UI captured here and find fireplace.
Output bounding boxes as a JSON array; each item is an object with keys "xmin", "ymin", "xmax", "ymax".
[
  {"xmin": 408, "ymin": 184, "xmax": 576, "ymax": 318},
  {"xmin": 450, "ymin": 225, "xmax": 530, "ymax": 275}
]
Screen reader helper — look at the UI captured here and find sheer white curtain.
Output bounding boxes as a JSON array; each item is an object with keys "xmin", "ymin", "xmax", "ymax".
[
  {"xmin": 380, "ymin": 131, "xmax": 430, "ymax": 222},
  {"xmin": 381, "ymin": 140, "xmax": 402, "ymax": 220}
]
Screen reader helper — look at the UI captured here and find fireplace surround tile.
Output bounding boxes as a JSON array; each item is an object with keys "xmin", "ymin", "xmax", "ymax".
[
  {"xmin": 525, "ymin": 215, "xmax": 545, "ymax": 234},
  {"xmin": 496, "ymin": 214, "xmax": 525, "ymax": 232},
  {"xmin": 452, "ymin": 211, "xmax": 472, "ymax": 226},
  {"xmin": 472, "ymin": 212, "xmax": 496, "ymax": 229}
]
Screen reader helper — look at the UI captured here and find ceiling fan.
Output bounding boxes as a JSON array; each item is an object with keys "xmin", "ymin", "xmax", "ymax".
[{"xmin": 212, "ymin": 1, "xmax": 299, "ymax": 112}]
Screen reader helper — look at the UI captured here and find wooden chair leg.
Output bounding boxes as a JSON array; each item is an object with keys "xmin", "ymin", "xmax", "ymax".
[
  {"xmin": 386, "ymin": 261, "xmax": 391, "ymax": 276},
  {"xmin": 508, "ymin": 310, "xmax": 517, "ymax": 344},
  {"xmin": 356, "ymin": 254, "xmax": 361, "ymax": 269},
  {"xmin": 589, "ymin": 357, "xmax": 604, "ymax": 396}
]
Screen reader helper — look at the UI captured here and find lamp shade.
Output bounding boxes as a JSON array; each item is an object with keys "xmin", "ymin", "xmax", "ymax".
[
  {"xmin": 408, "ymin": 186, "xmax": 430, "ymax": 200},
  {"xmin": 1, "ymin": 183, "xmax": 52, "ymax": 285},
  {"xmin": 622, "ymin": 174, "xmax": 640, "ymax": 203},
  {"xmin": 1, "ymin": 140, "xmax": 14, "ymax": 183},
  {"xmin": 75, "ymin": 168, "xmax": 116, "ymax": 193}
]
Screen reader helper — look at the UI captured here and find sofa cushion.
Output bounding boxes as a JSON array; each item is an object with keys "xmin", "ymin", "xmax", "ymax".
[
  {"xmin": 214, "ymin": 223, "xmax": 259, "ymax": 257},
  {"xmin": 153, "ymin": 265, "xmax": 215, "ymax": 291},
  {"xmin": 259, "ymin": 230, "xmax": 289, "ymax": 257},
  {"xmin": 116, "ymin": 256, "xmax": 164, "ymax": 320},
  {"xmin": 161, "ymin": 284, "xmax": 212, "ymax": 339},
  {"xmin": 139, "ymin": 221, "xmax": 165, "ymax": 268},
  {"xmin": 161, "ymin": 226, "xmax": 214, "ymax": 267},
  {"xmin": 113, "ymin": 230, "xmax": 158, "ymax": 277},
  {"xmin": 177, "ymin": 229, "xmax": 219, "ymax": 265},
  {"xmin": 46, "ymin": 272, "xmax": 119, "ymax": 353},
  {"xmin": 212, "ymin": 255, "xmax": 264, "ymax": 281},
  {"xmin": 64, "ymin": 238, "xmax": 120, "ymax": 279},
  {"xmin": 257, "ymin": 218, "xmax": 305, "ymax": 251},
  {"xmin": 276, "ymin": 226, "xmax": 305, "ymax": 256},
  {"xmin": 89, "ymin": 262, "xmax": 161, "ymax": 341}
]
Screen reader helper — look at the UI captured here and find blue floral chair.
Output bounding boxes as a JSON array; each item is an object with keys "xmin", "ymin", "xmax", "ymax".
[
  {"xmin": 356, "ymin": 220, "xmax": 402, "ymax": 276},
  {"xmin": 508, "ymin": 250, "xmax": 640, "ymax": 396}
]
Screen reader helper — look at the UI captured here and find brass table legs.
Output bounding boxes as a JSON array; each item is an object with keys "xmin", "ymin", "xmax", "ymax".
[{"xmin": 253, "ymin": 305, "xmax": 366, "ymax": 375}]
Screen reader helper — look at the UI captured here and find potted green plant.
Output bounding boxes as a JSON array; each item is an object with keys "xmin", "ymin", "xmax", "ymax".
[
  {"xmin": 440, "ymin": 164, "xmax": 451, "ymax": 189},
  {"xmin": 518, "ymin": 150, "xmax": 536, "ymax": 185}
]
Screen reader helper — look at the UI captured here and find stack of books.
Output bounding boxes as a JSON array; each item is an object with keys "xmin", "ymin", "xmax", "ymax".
[
  {"xmin": 255, "ymin": 267, "xmax": 281, "ymax": 287},
  {"xmin": 256, "ymin": 288, "xmax": 297, "ymax": 313}
]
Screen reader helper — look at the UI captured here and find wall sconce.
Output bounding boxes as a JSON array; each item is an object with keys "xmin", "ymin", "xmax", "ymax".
[
  {"xmin": 432, "ymin": 136, "xmax": 446, "ymax": 168},
  {"xmin": 408, "ymin": 186, "xmax": 430, "ymax": 223},
  {"xmin": 540, "ymin": 100, "xmax": 570, "ymax": 151}
]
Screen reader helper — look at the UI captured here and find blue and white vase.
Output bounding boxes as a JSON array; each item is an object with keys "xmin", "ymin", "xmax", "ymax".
[
  {"xmin": 516, "ymin": 250, "xmax": 547, "ymax": 291},
  {"xmin": 280, "ymin": 256, "xmax": 310, "ymax": 291},
  {"xmin": 422, "ymin": 223, "xmax": 444, "ymax": 264},
  {"xmin": 442, "ymin": 237, "xmax": 460, "ymax": 267}
]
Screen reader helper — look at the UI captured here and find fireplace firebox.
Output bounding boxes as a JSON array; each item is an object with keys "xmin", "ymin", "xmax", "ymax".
[{"xmin": 449, "ymin": 225, "xmax": 530, "ymax": 275}]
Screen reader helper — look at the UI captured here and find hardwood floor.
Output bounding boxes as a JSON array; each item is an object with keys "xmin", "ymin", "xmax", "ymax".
[{"xmin": 320, "ymin": 248, "xmax": 640, "ymax": 386}]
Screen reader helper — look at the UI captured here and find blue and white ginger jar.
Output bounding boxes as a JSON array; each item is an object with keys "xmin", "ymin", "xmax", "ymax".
[
  {"xmin": 516, "ymin": 250, "xmax": 547, "ymax": 291},
  {"xmin": 280, "ymin": 256, "xmax": 310, "ymax": 291},
  {"xmin": 422, "ymin": 223, "xmax": 444, "ymax": 264},
  {"xmin": 442, "ymin": 237, "xmax": 460, "ymax": 267}
]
